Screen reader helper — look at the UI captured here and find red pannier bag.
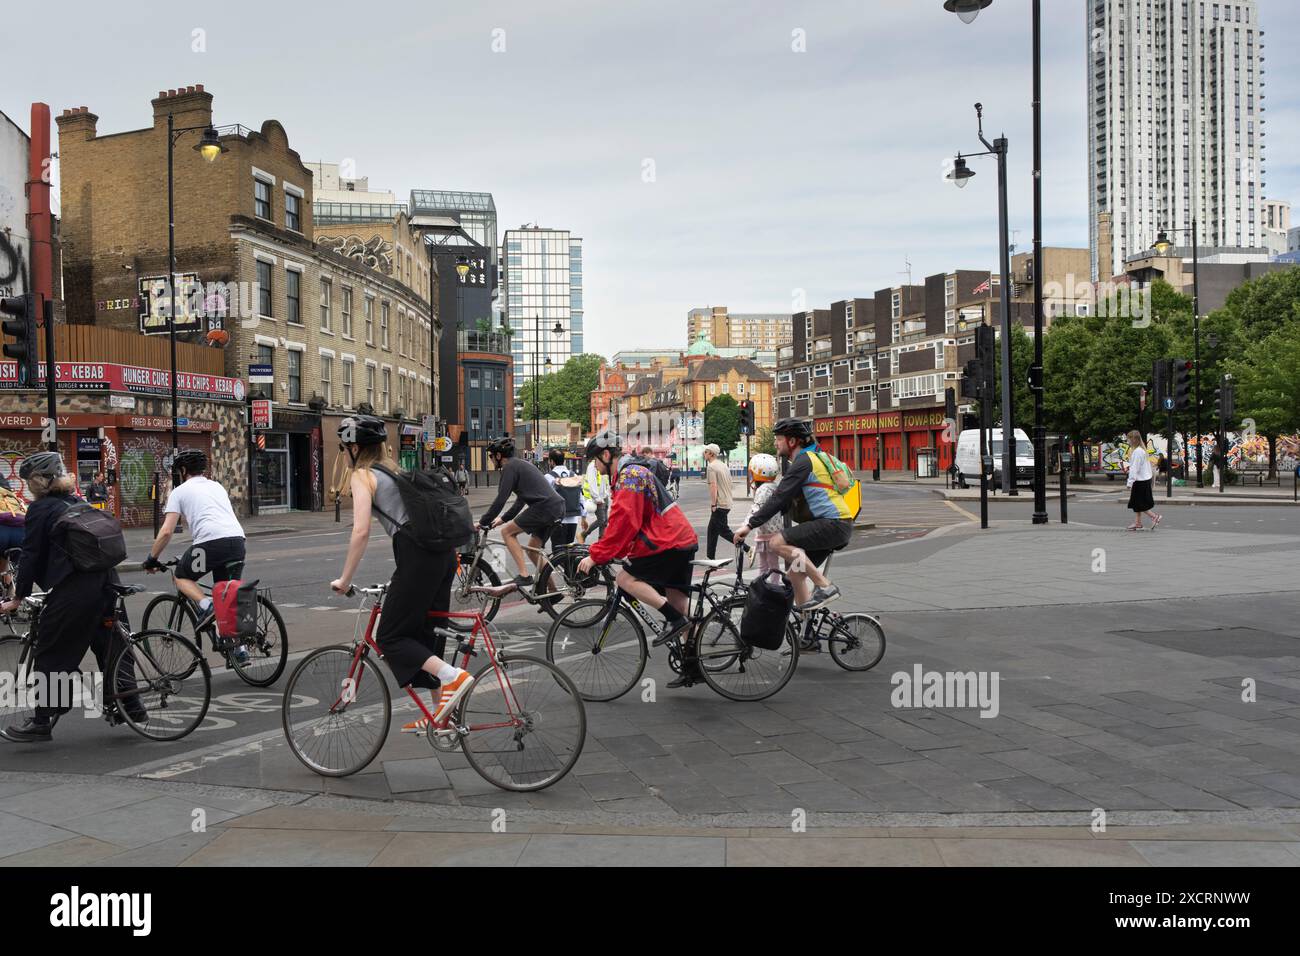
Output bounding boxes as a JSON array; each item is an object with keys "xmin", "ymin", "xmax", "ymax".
[{"xmin": 212, "ymin": 579, "xmax": 260, "ymax": 640}]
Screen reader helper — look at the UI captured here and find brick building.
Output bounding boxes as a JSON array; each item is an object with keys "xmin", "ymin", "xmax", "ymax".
[{"xmin": 55, "ymin": 86, "xmax": 437, "ymax": 514}]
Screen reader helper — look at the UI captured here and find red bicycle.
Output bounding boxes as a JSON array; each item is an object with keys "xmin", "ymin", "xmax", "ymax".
[{"xmin": 281, "ymin": 583, "xmax": 586, "ymax": 792}]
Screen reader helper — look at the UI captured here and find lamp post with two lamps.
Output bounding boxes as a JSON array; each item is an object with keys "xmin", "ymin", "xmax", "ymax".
[{"xmin": 948, "ymin": 101, "xmax": 1016, "ymax": 494}]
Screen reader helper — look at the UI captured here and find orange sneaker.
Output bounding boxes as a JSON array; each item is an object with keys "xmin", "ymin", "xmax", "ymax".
[
  {"xmin": 400, "ymin": 716, "xmax": 432, "ymax": 734},
  {"xmin": 434, "ymin": 671, "xmax": 476, "ymax": 721}
]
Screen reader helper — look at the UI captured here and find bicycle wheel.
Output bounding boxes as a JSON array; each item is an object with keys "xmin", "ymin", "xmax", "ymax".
[
  {"xmin": 545, "ymin": 599, "xmax": 646, "ymax": 702},
  {"xmin": 0, "ymin": 635, "xmax": 35, "ymax": 724},
  {"xmin": 459, "ymin": 653, "xmax": 586, "ymax": 792},
  {"xmin": 537, "ymin": 547, "xmax": 613, "ymax": 625},
  {"xmin": 446, "ymin": 554, "xmax": 501, "ymax": 633},
  {"xmin": 694, "ymin": 597, "xmax": 799, "ymax": 702},
  {"xmin": 282, "ymin": 644, "xmax": 392, "ymax": 777},
  {"xmin": 826, "ymin": 613, "xmax": 887, "ymax": 672},
  {"xmin": 231, "ymin": 594, "xmax": 288, "ymax": 687},
  {"xmin": 111, "ymin": 629, "xmax": 210, "ymax": 742}
]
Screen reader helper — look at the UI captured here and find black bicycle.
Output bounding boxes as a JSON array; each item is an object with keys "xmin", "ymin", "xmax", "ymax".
[
  {"xmin": 0, "ymin": 584, "xmax": 210, "ymax": 741},
  {"xmin": 447, "ymin": 527, "xmax": 614, "ymax": 632},
  {"xmin": 545, "ymin": 555, "xmax": 799, "ymax": 702},
  {"xmin": 140, "ymin": 558, "xmax": 287, "ymax": 687}
]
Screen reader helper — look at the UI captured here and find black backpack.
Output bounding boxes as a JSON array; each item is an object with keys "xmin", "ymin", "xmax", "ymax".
[
  {"xmin": 553, "ymin": 472, "xmax": 584, "ymax": 519},
  {"xmin": 740, "ymin": 570, "xmax": 794, "ymax": 650},
  {"xmin": 372, "ymin": 464, "xmax": 473, "ymax": 552},
  {"xmin": 54, "ymin": 501, "xmax": 128, "ymax": 572}
]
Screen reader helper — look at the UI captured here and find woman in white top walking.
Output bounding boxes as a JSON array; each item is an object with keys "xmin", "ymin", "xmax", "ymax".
[{"xmin": 1124, "ymin": 429, "xmax": 1162, "ymax": 531}]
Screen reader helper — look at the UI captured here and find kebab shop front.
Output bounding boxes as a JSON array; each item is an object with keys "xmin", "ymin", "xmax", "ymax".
[{"xmin": 814, "ymin": 407, "xmax": 954, "ymax": 474}]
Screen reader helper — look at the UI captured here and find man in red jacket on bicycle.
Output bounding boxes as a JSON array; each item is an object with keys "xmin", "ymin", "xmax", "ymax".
[{"xmin": 577, "ymin": 430, "xmax": 700, "ymax": 686}]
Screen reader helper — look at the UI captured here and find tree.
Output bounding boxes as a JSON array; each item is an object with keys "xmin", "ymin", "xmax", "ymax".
[
  {"xmin": 1228, "ymin": 326, "xmax": 1300, "ymax": 478},
  {"xmin": 753, "ymin": 424, "xmax": 776, "ymax": 456},
  {"xmin": 1216, "ymin": 265, "xmax": 1300, "ymax": 341},
  {"xmin": 703, "ymin": 394, "xmax": 740, "ymax": 455},
  {"xmin": 520, "ymin": 353, "xmax": 605, "ymax": 432},
  {"xmin": 992, "ymin": 323, "xmax": 1034, "ymax": 435}
]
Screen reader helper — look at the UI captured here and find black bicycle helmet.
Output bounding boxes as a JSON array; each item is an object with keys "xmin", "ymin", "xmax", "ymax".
[
  {"xmin": 772, "ymin": 417, "xmax": 814, "ymax": 444},
  {"xmin": 585, "ymin": 429, "xmax": 622, "ymax": 460},
  {"xmin": 337, "ymin": 414, "xmax": 387, "ymax": 447},
  {"xmin": 18, "ymin": 451, "xmax": 65, "ymax": 480},
  {"xmin": 486, "ymin": 437, "xmax": 515, "ymax": 458},
  {"xmin": 173, "ymin": 449, "xmax": 208, "ymax": 475}
]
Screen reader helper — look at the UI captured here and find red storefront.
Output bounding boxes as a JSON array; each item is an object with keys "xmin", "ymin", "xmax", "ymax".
[{"xmin": 814, "ymin": 406, "xmax": 954, "ymax": 474}]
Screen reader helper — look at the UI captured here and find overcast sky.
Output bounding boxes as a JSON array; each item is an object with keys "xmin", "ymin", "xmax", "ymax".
[{"xmin": 4, "ymin": 0, "xmax": 1297, "ymax": 358}]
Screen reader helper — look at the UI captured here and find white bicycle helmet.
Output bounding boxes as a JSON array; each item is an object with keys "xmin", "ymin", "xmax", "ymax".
[{"xmin": 748, "ymin": 453, "xmax": 779, "ymax": 482}]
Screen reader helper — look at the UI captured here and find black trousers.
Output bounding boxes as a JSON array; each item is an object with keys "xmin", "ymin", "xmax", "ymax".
[
  {"xmin": 551, "ymin": 522, "xmax": 578, "ymax": 550},
  {"xmin": 586, "ymin": 500, "xmax": 608, "ymax": 542},
  {"xmin": 31, "ymin": 570, "xmax": 114, "ymax": 721},
  {"xmin": 706, "ymin": 508, "xmax": 735, "ymax": 560},
  {"xmin": 375, "ymin": 533, "xmax": 456, "ymax": 690}
]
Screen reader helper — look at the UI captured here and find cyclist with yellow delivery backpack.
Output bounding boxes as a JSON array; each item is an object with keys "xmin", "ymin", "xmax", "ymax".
[{"xmin": 733, "ymin": 418, "xmax": 860, "ymax": 610}]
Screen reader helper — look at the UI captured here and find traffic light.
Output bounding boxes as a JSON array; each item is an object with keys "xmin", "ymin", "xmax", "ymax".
[
  {"xmin": 1152, "ymin": 358, "xmax": 1169, "ymax": 408},
  {"xmin": 944, "ymin": 386, "xmax": 956, "ymax": 420},
  {"xmin": 1171, "ymin": 358, "xmax": 1194, "ymax": 411},
  {"xmin": 1212, "ymin": 385, "xmax": 1223, "ymax": 421},
  {"xmin": 1, "ymin": 293, "xmax": 38, "ymax": 387},
  {"xmin": 975, "ymin": 324, "xmax": 996, "ymax": 388},
  {"xmin": 738, "ymin": 400, "xmax": 755, "ymax": 436},
  {"xmin": 1214, "ymin": 378, "xmax": 1235, "ymax": 424},
  {"xmin": 960, "ymin": 358, "xmax": 982, "ymax": 399}
]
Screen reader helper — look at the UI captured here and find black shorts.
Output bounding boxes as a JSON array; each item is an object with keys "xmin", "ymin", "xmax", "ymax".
[
  {"xmin": 513, "ymin": 500, "xmax": 565, "ymax": 541},
  {"xmin": 175, "ymin": 536, "xmax": 246, "ymax": 582},
  {"xmin": 784, "ymin": 518, "xmax": 853, "ymax": 569},
  {"xmin": 626, "ymin": 547, "xmax": 697, "ymax": 595}
]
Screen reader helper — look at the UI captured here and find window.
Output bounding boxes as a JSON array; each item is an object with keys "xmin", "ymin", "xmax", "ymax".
[
  {"xmin": 397, "ymin": 310, "xmax": 404, "ymax": 357},
  {"xmin": 342, "ymin": 360, "xmax": 354, "ymax": 406},
  {"xmin": 365, "ymin": 298, "xmax": 374, "ymax": 344},
  {"xmin": 366, "ymin": 365, "xmax": 375, "ymax": 407},
  {"xmin": 341, "ymin": 287, "xmax": 353, "ymax": 337},
  {"xmin": 382, "ymin": 369, "xmax": 391, "ymax": 412},
  {"xmin": 285, "ymin": 191, "xmax": 301, "ymax": 232},
  {"xmin": 320, "ymin": 354, "xmax": 332, "ymax": 405},
  {"xmin": 286, "ymin": 270, "xmax": 301, "ymax": 325},
  {"xmin": 945, "ymin": 277, "xmax": 956, "ymax": 307},
  {"xmin": 256, "ymin": 260, "xmax": 272, "ymax": 317},
  {"xmin": 320, "ymin": 279, "xmax": 332, "ymax": 331},
  {"xmin": 254, "ymin": 178, "xmax": 272, "ymax": 220},
  {"xmin": 381, "ymin": 302, "xmax": 390, "ymax": 349},
  {"xmin": 721, "ymin": 383, "xmax": 729, "ymax": 394},
  {"xmin": 813, "ymin": 364, "xmax": 830, "ymax": 378},
  {"xmin": 469, "ymin": 368, "xmax": 480, "ymax": 389},
  {"xmin": 737, "ymin": 381, "xmax": 745, "ymax": 395},
  {"xmin": 287, "ymin": 350, "xmax": 302, "ymax": 403},
  {"xmin": 470, "ymin": 406, "xmax": 481, "ymax": 435}
]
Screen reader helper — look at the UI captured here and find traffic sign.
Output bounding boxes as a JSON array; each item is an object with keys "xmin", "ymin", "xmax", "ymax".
[
  {"xmin": 423, "ymin": 414, "xmax": 438, "ymax": 436},
  {"xmin": 176, "ymin": 417, "xmax": 189, "ymax": 427},
  {"xmin": 1163, "ymin": 397, "xmax": 1175, "ymax": 411}
]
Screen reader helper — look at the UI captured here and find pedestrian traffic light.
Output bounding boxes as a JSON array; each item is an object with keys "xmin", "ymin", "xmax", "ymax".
[
  {"xmin": 1, "ymin": 293, "xmax": 38, "ymax": 388},
  {"xmin": 738, "ymin": 400, "xmax": 755, "ymax": 436},
  {"xmin": 1171, "ymin": 358, "xmax": 1194, "ymax": 411}
]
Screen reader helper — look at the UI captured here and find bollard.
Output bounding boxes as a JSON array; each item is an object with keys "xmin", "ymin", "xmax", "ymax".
[
  {"xmin": 1059, "ymin": 451, "xmax": 1072, "ymax": 524},
  {"xmin": 334, "ymin": 492, "xmax": 341, "ymax": 523},
  {"xmin": 151, "ymin": 470, "xmax": 161, "ymax": 536}
]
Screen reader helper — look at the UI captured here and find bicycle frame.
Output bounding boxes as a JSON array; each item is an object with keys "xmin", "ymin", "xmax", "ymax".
[
  {"xmin": 456, "ymin": 529, "xmax": 593, "ymax": 603},
  {"xmin": 330, "ymin": 593, "xmax": 527, "ymax": 740}
]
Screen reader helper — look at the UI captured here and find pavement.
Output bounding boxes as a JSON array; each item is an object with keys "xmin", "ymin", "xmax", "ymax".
[{"xmin": 6, "ymin": 481, "xmax": 1300, "ymax": 866}]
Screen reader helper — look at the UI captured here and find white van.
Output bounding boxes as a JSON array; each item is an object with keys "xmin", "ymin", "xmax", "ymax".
[{"xmin": 955, "ymin": 427, "xmax": 1034, "ymax": 486}]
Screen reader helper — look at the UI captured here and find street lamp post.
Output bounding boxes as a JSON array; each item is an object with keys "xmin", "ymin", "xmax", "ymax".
[
  {"xmin": 1153, "ymin": 223, "xmax": 1203, "ymax": 485},
  {"xmin": 531, "ymin": 316, "xmax": 563, "ymax": 452},
  {"xmin": 945, "ymin": 0, "xmax": 1047, "ymax": 523},
  {"xmin": 166, "ymin": 117, "xmax": 225, "ymax": 461},
  {"xmin": 948, "ymin": 102, "xmax": 1016, "ymax": 495}
]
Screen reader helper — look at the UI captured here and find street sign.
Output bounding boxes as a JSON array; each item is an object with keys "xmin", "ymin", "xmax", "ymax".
[
  {"xmin": 441, "ymin": 454, "xmax": 454, "ymax": 464},
  {"xmin": 176, "ymin": 417, "xmax": 189, "ymax": 427},
  {"xmin": 251, "ymin": 399, "xmax": 273, "ymax": 430},
  {"xmin": 248, "ymin": 364, "xmax": 274, "ymax": 384},
  {"xmin": 423, "ymin": 414, "xmax": 438, "ymax": 436},
  {"xmin": 109, "ymin": 394, "xmax": 136, "ymax": 410},
  {"xmin": 1163, "ymin": 397, "xmax": 1175, "ymax": 411}
]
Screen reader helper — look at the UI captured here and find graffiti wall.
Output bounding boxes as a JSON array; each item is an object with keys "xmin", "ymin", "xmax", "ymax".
[
  {"xmin": 0, "ymin": 113, "xmax": 31, "ymax": 299},
  {"xmin": 0, "ymin": 433, "xmax": 48, "ymax": 501}
]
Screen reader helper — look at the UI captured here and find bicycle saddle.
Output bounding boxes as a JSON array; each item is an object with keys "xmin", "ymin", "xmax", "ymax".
[
  {"xmin": 110, "ymin": 583, "xmax": 146, "ymax": 596},
  {"xmin": 690, "ymin": 558, "xmax": 731, "ymax": 570}
]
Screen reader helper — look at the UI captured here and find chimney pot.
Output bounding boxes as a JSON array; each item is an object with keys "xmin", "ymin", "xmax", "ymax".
[
  {"xmin": 196, "ymin": 83, "xmax": 204, "ymax": 92},
  {"xmin": 186, "ymin": 85, "xmax": 194, "ymax": 93},
  {"xmin": 168, "ymin": 89, "xmax": 177, "ymax": 97}
]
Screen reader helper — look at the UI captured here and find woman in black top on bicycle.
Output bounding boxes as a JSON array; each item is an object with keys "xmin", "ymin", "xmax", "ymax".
[{"xmin": 0, "ymin": 452, "xmax": 130, "ymax": 744}]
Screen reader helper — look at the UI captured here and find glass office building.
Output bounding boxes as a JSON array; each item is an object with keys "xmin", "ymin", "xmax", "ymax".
[{"xmin": 502, "ymin": 227, "xmax": 584, "ymax": 407}]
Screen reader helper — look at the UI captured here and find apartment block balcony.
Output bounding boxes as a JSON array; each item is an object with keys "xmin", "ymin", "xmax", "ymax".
[{"xmin": 457, "ymin": 330, "xmax": 512, "ymax": 355}]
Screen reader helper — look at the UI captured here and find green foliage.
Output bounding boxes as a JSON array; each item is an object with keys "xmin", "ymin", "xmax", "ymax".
[
  {"xmin": 1228, "ymin": 326, "xmax": 1300, "ymax": 438},
  {"xmin": 703, "ymin": 393, "xmax": 740, "ymax": 455},
  {"xmin": 520, "ymin": 353, "xmax": 606, "ymax": 432},
  {"xmin": 1216, "ymin": 266, "xmax": 1300, "ymax": 341},
  {"xmin": 991, "ymin": 323, "xmax": 1034, "ymax": 433},
  {"xmin": 753, "ymin": 424, "xmax": 776, "ymax": 456}
]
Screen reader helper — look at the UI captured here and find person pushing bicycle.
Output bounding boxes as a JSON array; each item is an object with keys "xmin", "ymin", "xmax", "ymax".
[{"xmin": 576, "ymin": 430, "xmax": 702, "ymax": 688}]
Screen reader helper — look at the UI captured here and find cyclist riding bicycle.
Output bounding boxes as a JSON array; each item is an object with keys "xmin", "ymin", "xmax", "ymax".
[
  {"xmin": 330, "ymin": 414, "xmax": 472, "ymax": 732},
  {"xmin": 0, "ymin": 452, "xmax": 138, "ymax": 743},
  {"xmin": 479, "ymin": 437, "xmax": 565, "ymax": 596},
  {"xmin": 576, "ymin": 430, "xmax": 701, "ymax": 687},
  {"xmin": 143, "ymin": 450, "xmax": 246, "ymax": 628},
  {"xmin": 733, "ymin": 418, "xmax": 852, "ymax": 610}
]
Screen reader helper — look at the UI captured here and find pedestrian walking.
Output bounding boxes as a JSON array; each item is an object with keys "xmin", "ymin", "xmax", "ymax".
[
  {"xmin": 1124, "ymin": 429, "xmax": 1162, "ymax": 531},
  {"xmin": 704, "ymin": 443, "xmax": 735, "ymax": 559}
]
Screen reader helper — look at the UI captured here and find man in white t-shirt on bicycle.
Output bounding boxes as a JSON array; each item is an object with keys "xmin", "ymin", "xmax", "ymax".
[{"xmin": 143, "ymin": 450, "xmax": 247, "ymax": 622}]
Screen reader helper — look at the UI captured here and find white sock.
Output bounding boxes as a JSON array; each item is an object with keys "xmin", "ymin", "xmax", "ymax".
[{"xmin": 436, "ymin": 663, "xmax": 459, "ymax": 684}]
